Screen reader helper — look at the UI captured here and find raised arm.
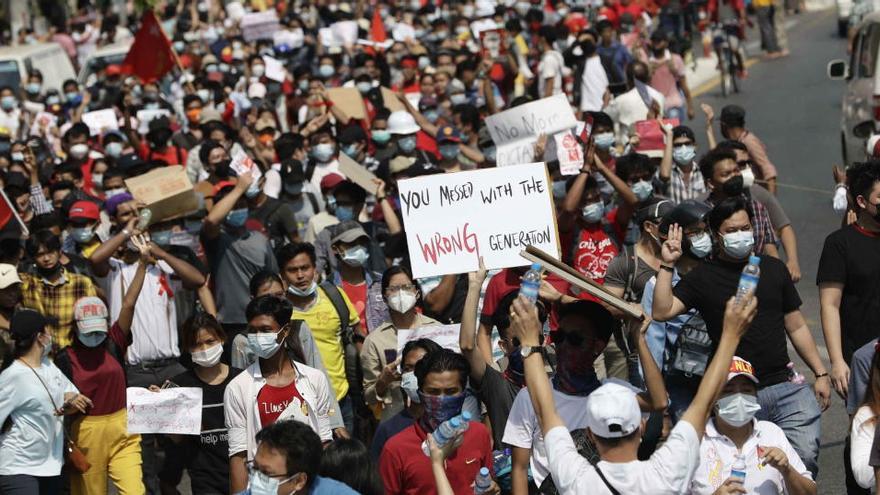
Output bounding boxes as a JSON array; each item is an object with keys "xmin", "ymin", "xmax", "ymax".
[
  {"xmin": 89, "ymin": 216, "xmax": 138, "ymax": 277},
  {"xmin": 658, "ymin": 119, "xmax": 674, "ymax": 182},
  {"xmin": 374, "ymin": 179, "xmax": 401, "ymax": 234},
  {"xmin": 652, "ymin": 224, "xmax": 688, "ymax": 320},
  {"xmin": 148, "ymin": 243, "xmax": 206, "ymax": 290},
  {"xmin": 701, "ymin": 103, "xmax": 717, "ymax": 150},
  {"xmin": 203, "ymin": 171, "xmax": 253, "ymax": 240},
  {"xmin": 118, "ymin": 235, "xmax": 151, "ymax": 337},
  {"xmin": 460, "ymin": 259, "xmax": 489, "ymax": 385},
  {"xmin": 632, "ymin": 314, "xmax": 668, "ymax": 412}
]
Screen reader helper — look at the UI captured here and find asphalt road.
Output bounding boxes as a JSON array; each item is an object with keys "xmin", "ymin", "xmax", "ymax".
[{"xmin": 690, "ymin": 8, "xmax": 851, "ymax": 493}]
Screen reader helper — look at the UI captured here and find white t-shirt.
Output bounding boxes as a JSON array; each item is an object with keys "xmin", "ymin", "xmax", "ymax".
[
  {"xmin": 538, "ymin": 50, "xmax": 566, "ymax": 97},
  {"xmin": 580, "ymin": 56, "xmax": 609, "ymax": 112},
  {"xmin": 0, "ymin": 108, "xmax": 21, "ymax": 138},
  {"xmin": 0, "ymin": 359, "xmax": 78, "ymax": 476},
  {"xmin": 309, "ymin": 159, "xmax": 342, "ymax": 191},
  {"xmin": 850, "ymin": 406, "xmax": 876, "ymax": 491},
  {"xmin": 545, "ymin": 420, "xmax": 701, "ymax": 494},
  {"xmin": 688, "ymin": 419, "xmax": 813, "ymax": 494},
  {"xmin": 502, "ymin": 386, "xmax": 591, "ymax": 486},
  {"xmin": 97, "ymin": 258, "xmax": 181, "ymax": 364}
]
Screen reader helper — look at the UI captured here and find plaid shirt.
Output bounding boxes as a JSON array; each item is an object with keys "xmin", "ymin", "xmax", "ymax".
[
  {"xmin": 706, "ymin": 194, "xmax": 778, "ymax": 254},
  {"xmin": 657, "ymin": 166, "xmax": 707, "ymax": 204},
  {"xmin": 20, "ymin": 268, "xmax": 97, "ymax": 348}
]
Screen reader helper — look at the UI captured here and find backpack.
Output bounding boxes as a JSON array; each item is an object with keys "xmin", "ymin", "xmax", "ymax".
[{"xmin": 668, "ymin": 312, "xmax": 713, "ymax": 377}]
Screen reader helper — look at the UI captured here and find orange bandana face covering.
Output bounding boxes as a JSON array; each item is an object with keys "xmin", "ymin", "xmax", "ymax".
[{"xmin": 186, "ymin": 108, "xmax": 202, "ymax": 123}]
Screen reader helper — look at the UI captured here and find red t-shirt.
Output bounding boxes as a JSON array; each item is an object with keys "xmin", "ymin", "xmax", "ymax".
[
  {"xmin": 559, "ymin": 216, "xmax": 622, "ymax": 302},
  {"xmin": 341, "ymin": 280, "xmax": 369, "ymax": 335},
  {"xmin": 67, "ymin": 322, "xmax": 130, "ymax": 416},
  {"xmin": 379, "ymin": 420, "xmax": 493, "ymax": 495},
  {"xmin": 138, "ymin": 141, "xmax": 189, "ymax": 166},
  {"xmin": 479, "ymin": 268, "xmax": 571, "ymax": 329},
  {"xmin": 257, "ymin": 380, "xmax": 304, "ymax": 427}
]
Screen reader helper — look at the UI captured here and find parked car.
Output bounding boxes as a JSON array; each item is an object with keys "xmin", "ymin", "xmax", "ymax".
[
  {"xmin": 77, "ymin": 41, "xmax": 132, "ymax": 86},
  {"xmin": 828, "ymin": 12, "xmax": 880, "ymax": 165},
  {"xmin": 0, "ymin": 42, "xmax": 76, "ymax": 93}
]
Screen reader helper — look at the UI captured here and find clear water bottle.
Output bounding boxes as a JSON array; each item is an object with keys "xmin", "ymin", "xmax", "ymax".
[
  {"xmin": 474, "ymin": 467, "xmax": 492, "ymax": 494},
  {"xmin": 492, "ymin": 448, "xmax": 513, "ymax": 490},
  {"xmin": 136, "ymin": 208, "xmax": 153, "ymax": 230},
  {"xmin": 787, "ymin": 362, "xmax": 805, "ymax": 384},
  {"xmin": 421, "ymin": 411, "xmax": 472, "ymax": 456},
  {"xmin": 519, "ymin": 263, "xmax": 543, "ymax": 304},
  {"xmin": 735, "ymin": 256, "xmax": 761, "ymax": 305},
  {"xmin": 730, "ymin": 453, "xmax": 747, "ymax": 485}
]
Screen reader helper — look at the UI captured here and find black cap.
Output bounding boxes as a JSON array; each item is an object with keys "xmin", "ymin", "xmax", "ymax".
[
  {"xmin": 280, "ymin": 159, "xmax": 306, "ymax": 196},
  {"xmin": 10, "ymin": 308, "xmax": 56, "ymax": 340},
  {"xmin": 116, "ymin": 153, "xmax": 144, "ymax": 172},
  {"xmin": 338, "ymin": 126, "xmax": 366, "ymax": 145},
  {"xmin": 720, "ymin": 105, "xmax": 746, "ymax": 126},
  {"xmin": 635, "ymin": 197, "xmax": 674, "ymax": 225},
  {"xmin": 659, "ymin": 200, "xmax": 712, "ymax": 235}
]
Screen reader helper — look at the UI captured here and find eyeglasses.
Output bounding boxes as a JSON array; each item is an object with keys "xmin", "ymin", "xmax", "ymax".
[
  {"xmin": 386, "ymin": 284, "xmax": 416, "ymax": 292},
  {"xmin": 245, "ymin": 460, "xmax": 296, "ymax": 481}
]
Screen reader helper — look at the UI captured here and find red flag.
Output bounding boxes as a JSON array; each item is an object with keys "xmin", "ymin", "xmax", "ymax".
[
  {"xmin": 367, "ymin": 8, "xmax": 387, "ymax": 55},
  {"xmin": 120, "ymin": 11, "xmax": 177, "ymax": 84},
  {"xmin": 0, "ymin": 189, "xmax": 27, "ymax": 236}
]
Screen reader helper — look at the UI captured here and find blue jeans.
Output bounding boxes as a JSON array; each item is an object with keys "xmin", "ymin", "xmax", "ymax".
[
  {"xmin": 338, "ymin": 393, "xmax": 354, "ymax": 433},
  {"xmin": 755, "ymin": 381, "xmax": 821, "ymax": 477}
]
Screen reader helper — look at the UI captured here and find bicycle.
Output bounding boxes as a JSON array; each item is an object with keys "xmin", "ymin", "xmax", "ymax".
[{"xmin": 711, "ymin": 21, "xmax": 747, "ymax": 96}]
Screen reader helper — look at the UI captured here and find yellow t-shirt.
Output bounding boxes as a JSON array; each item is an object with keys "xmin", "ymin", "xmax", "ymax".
[{"xmin": 293, "ymin": 287, "xmax": 360, "ymax": 401}]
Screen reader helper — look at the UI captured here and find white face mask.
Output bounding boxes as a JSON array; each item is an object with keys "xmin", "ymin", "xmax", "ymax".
[
  {"xmin": 247, "ymin": 328, "xmax": 286, "ymax": 359},
  {"xmin": 252, "ymin": 65, "xmax": 266, "ymax": 77},
  {"xmin": 688, "ymin": 232, "xmax": 712, "ymax": 258},
  {"xmin": 715, "ymin": 392, "xmax": 761, "ymax": 427},
  {"xmin": 721, "ymin": 230, "xmax": 754, "ymax": 259},
  {"xmin": 191, "ymin": 343, "xmax": 223, "ymax": 367},
  {"xmin": 247, "ymin": 470, "xmax": 299, "ymax": 495},
  {"xmin": 287, "ymin": 281, "xmax": 317, "ymax": 297},
  {"xmin": 77, "ymin": 331, "xmax": 106, "ymax": 348},
  {"xmin": 40, "ymin": 334, "xmax": 52, "ymax": 358},
  {"xmin": 401, "ymin": 371, "xmax": 420, "ymax": 403},
  {"xmin": 387, "ymin": 290, "xmax": 417, "ymax": 314},
  {"xmin": 741, "ymin": 166, "xmax": 755, "ymax": 188},
  {"xmin": 69, "ymin": 143, "xmax": 89, "ymax": 159}
]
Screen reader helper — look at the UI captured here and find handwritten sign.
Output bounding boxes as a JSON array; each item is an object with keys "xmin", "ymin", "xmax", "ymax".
[
  {"xmin": 241, "ymin": 10, "xmax": 280, "ymax": 42},
  {"xmin": 126, "ymin": 387, "xmax": 203, "ymax": 435},
  {"xmin": 486, "ymin": 94, "xmax": 577, "ymax": 166},
  {"xmin": 82, "ymin": 109, "xmax": 118, "ymax": 136},
  {"xmin": 397, "ymin": 324, "xmax": 461, "ymax": 358},
  {"xmin": 554, "ymin": 130, "xmax": 584, "ymax": 176},
  {"xmin": 398, "ymin": 162, "xmax": 560, "ymax": 279},
  {"xmin": 230, "ymin": 149, "xmax": 263, "ymax": 182}
]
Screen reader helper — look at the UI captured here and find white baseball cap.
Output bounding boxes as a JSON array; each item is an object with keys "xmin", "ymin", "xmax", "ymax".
[
  {"xmin": 73, "ymin": 296, "xmax": 109, "ymax": 334},
  {"xmin": 0, "ymin": 263, "xmax": 21, "ymax": 289},
  {"xmin": 586, "ymin": 379, "xmax": 642, "ymax": 439}
]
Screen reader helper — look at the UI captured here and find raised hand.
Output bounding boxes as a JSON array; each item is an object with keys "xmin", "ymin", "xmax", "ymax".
[{"xmin": 660, "ymin": 223, "xmax": 684, "ymax": 264}]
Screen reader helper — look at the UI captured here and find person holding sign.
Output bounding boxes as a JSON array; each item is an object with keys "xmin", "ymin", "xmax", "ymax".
[{"xmin": 362, "ymin": 265, "xmax": 440, "ymax": 422}]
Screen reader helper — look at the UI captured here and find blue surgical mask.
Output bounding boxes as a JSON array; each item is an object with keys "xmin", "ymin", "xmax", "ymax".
[
  {"xmin": 10, "ymin": 152, "xmax": 23, "ymax": 162},
  {"xmin": 71, "ymin": 227, "xmax": 95, "ymax": 244},
  {"xmin": 225, "ymin": 208, "xmax": 248, "ymax": 228},
  {"xmin": 151, "ymin": 230, "xmax": 173, "ymax": 246},
  {"xmin": 77, "ymin": 331, "xmax": 106, "ymax": 347},
  {"xmin": 672, "ymin": 145, "xmax": 696, "ymax": 166},
  {"xmin": 715, "ymin": 392, "xmax": 761, "ymax": 427},
  {"xmin": 372, "ymin": 130, "xmax": 391, "ymax": 144},
  {"xmin": 319, "ymin": 64, "xmax": 335, "ymax": 78},
  {"xmin": 401, "ymin": 371, "xmax": 420, "ymax": 403},
  {"xmin": 247, "ymin": 470, "xmax": 299, "ymax": 495},
  {"xmin": 245, "ymin": 182, "xmax": 262, "ymax": 199},
  {"xmin": 398, "ymin": 136, "xmax": 417, "ymax": 153},
  {"xmin": 25, "ymin": 82, "xmax": 41, "ymax": 95},
  {"xmin": 424, "ymin": 110, "xmax": 439, "ymax": 123},
  {"xmin": 298, "ymin": 80, "xmax": 309, "ymax": 92},
  {"xmin": 105, "ymin": 141, "xmax": 124, "ymax": 158},
  {"xmin": 581, "ymin": 201, "xmax": 604, "ymax": 223},
  {"xmin": 341, "ymin": 245, "xmax": 369, "ymax": 267},
  {"xmin": 593, "ymin": 132, "xmax": 615, "ymax": 150},
  {"xmin": 324, "ymin": 195, "xmax": 337, "ymax": 212},
  {"xmin": 356, "ymin": 81, "xmax": 372, "ymax": 94},
  {"xmin": 418, "ymin": 392, "xmax": 466, "ymax": 430},
  {"xmin": 335, "ymin": 205, "xmax": 355, "ymax": 222},
  {"xmin": 342, "ymin": 144, "xmax": 359, "ymax": 158},
  {"xmin": 721, "ymin": 230, "xmax": 754, "ymax": 259},
  {"xmin": 631, "ymin": 180, "xmax": 653, "ymax": 202},
  {"xmin": 449, "ymin": 93, "xmax": 467, "ymax": 105},
  {"xmin": 439, "ymin": 144, "xmax": 459, "ymax": 160},
  {"xmin": 688, "ymin": 232, "xmax": 712, "ymax": 258},
  {"xmin": 173, "ymin": 41, "xmax": 185, "ymax": 52},
  {"xmin": 65, "ymin": 92, "xmax": 81, "ymax": 105},
  {"xmin": 0, "ymin": 96, "xmax": 16, "ymax": 111},
  {"xmin": 247, "ymin": 329, "xmax": 286, "ymax": 359},
  {"xmin": 287, "ymin": 281, "xmax": 317, "ymax": 297},
  {"xmin": 312, "ymin": 143, "xmax": 335, "ymax": 162}
]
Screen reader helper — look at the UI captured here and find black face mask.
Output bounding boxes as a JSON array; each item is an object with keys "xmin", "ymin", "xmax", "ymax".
[
  {"xmin": 721, "ymin": 175, "xmax": 744, "ymax": 197},
  {"xmin": 581, "ymin": 40, "xmax": 597, "ymax": 57},
  {"xmin": 36, "ymin": 262, "xmax": 62, "ymax": 279}
]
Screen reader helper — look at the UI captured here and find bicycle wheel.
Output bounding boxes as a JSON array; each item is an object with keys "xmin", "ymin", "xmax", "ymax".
[
  {"xmin": 729, "ymin": 53, "xmax": 740, "ymax": 93},
  {"xmin": 719, "ymin": 48, "xmax": 732, "ymax": 97}
]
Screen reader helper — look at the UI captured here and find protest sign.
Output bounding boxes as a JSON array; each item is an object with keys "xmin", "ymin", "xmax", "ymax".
[
  {"xmin": 125, "ymin": 165, "xmax": 199, "ymax": 224},
  {"xmin": 230, "ymin": 149, "xmax": 263, "ymax": 182},
  {"xmin": 554, "ymin": 130, "xmax": 584, "ymax": 176},
  {"xmin": 398, "ymin": 162, "xmax": 560, "ymax": 279},
  {"xmin": 330, "ymin": 20, "xmax": 359, "ymax": 46},
  {"xmin": 486, "ymin": 94, "xmax": 577, "ymax": 166},
  {"xmin": 479, "ymin": 28, "xmax": 507, "ymax": 59},
  {"xmin": 326, "ymin": 87, "xmax": 367, "ymax": 120},
  {"xmin": 634, "ymin": 118, "xmax": 679, "ymax": 156},
  {"xmin": 82, "ymin": 109, "xmax": 118, "ymax": 136},
  {"xmin": 381, "ymin": 87, "xmax": 406, "ymax": 112},
  {"xmin": 136, "ymin": 109, "xmax": 170, "ymax": 134},
  {"xmin": 338, "ymin": 153, "xmax": 378, "ymax": 193},
  {"xmin": 397, "ymin": 324, "xmax": 461, "ymax": 358},
  {"xmin": 241, "ymin": 10, "xmax": 280, "ymax": 42},
  {"xmin": 262, "ymin": 55, "xmax": 286, "ymax": 82},
  {"xmin": 126, "ymin": 387, "xmax": 203, "ymax": 435}
]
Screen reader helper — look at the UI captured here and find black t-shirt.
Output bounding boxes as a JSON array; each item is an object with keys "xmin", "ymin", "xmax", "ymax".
[
  {"xmin": 816, "ymin": 224, "xmax": 880, "ymax": 362},
  {"xmin": 673, "ymin": 255, "xmax": 801, "ymax": 386},
  {"xmin": 166, "ymin": 367, "xmax": 242, "ymax": 494},
  {"xmin": 477, "ymin": 366, "xmax": 520, "ymax": 448}
]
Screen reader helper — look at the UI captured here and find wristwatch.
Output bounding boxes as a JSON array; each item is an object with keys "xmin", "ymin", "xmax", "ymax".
[{"xmin": 520, "ymin": 346, "xmax": 542, "ymax": 359}]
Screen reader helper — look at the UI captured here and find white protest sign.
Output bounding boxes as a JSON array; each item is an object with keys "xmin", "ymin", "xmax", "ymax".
[
  {"xmin": 240, "ymin": 10, "xmax": 280, "ymax": 42},
  {"xmin": 398, "ymin": 162, "xmax": 560, "ymax": 279},
  {"xmin": 554, "ymin": 130, "xmax": 584, "ymax": 176},
  {"xmin": 82, "ymin": 109, "xmax": 118, "ymax": 136},
  {"xmin": 262, "ymin": 55, "xmax": 286, "ymax": 82},
  {"xmin": 397, "ymin": 324, "xmax": 461, "ymax": 358},
  {"xmin": 136, "ymin": 109, "xmax": 170, "ymax": 135},
  {"xmin": 486, "ymin": 94, "xmax": 577, "ymax": 166},
  {"xmin": 230, "ymin": 149, "xmax": 263, "ymax": 182},
  {"xmin": 330, "ymin": 20, "xmax": 359, "ymax": 46},
  {"xmin": 126, "ymin": 387, "xmax": 203, "ymax": 435}
]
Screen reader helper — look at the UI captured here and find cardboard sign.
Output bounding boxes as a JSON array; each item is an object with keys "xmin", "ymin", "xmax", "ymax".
[
  {"xmin": 136, "ymin": 109, "xmax": 171, "ymax": 135},
  {"xmin": 554, "ymin": 130, "xmax": 584, "ymax": 176},
  {"xmin": 262, "ymin": 55, "xmax": 286, "ymax": 82},
  {"xmin": 486, "ymin": 94, "xmax": 577, "ymax": 166},
  {"xmin": 82, "ymin": 109, "xmax": 118, "ymax": 136},
  {"xmin": 479, "ymin": 28, "xmax": 507, "ymax": 59},
  {"xmin": 230, "ymin": 149, "xmax": 263, "ymax": 182},
  {"xmin": 381, "ymin": 87, "xmax": 406, "ymax": 113},
  {"xmin": 397, "ymin": 324, "xmax": 461, "ymax": 358},
  {"xmin": 125, "ymin": 165, "xmax": 199, "ymax": 224},
  {"xmin": 326, "ymin": 87, "xmax": 367, "ymax": 120},
  {"xmin": 126, "ymin": 387, "xmax": 203, "ymax": 435},
  {"xmin": 338, "ymin": 153, "xmax": 378, "ymax": 193},
  {"xmin": 398, "ymin": 162, "xmax": 560, "ymax": 279},
  {"xmin": 241, "ymin": 10, "xmax": 280, "ymax": 42}
]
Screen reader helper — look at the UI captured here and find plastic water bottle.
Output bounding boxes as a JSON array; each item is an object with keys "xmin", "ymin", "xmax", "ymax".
[
  {"xmin": 136, "ymin": 208, "xmax": 152, "ymax": 230},
  {"xmin": 421, "ymin": 411, "xmax": 472, "ymax": 456},
  {"xmin": 474, "ymin": 467, "xmax": 492, "ymax": 494},
  {"xmin": 730, "ymin": 453, "xmax": 747, "ymax": 485},
  {"xmin": 787, "ymin": 362, "xmax": 805, "ymax": 384},
  {"xmin": 492, "ymin": 448, "xmax": 513, "ymax": 490},
  {"xmin": 735, "ymin": 256, "xmax": 761, "ymax": 305},
  {"xmin": 519, "ymin": 263, "xmax": 542, "ymax": 304}
]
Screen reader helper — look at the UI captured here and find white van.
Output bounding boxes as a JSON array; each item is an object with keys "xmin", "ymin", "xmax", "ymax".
[
  {"xmin": 77, "ymin": 41, "xmax": 132, "ymax": 86},
  {"xmin": 0, "ymin": 43, "xmax": 76, "ymax": 93},
  {"xmin": 828, "ymin": 12, "xmax": 880, "ymax": 165}
]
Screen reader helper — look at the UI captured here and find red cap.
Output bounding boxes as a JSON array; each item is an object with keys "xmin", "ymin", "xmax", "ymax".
[
  {"xmin": 400, "ymin": 58, "xmax": 419, "ymax": 69},
  {"xmin": 68, "ymin": 200, "xmax": 100, "ymax": 221},
  {"xmin": 212, "ymin": 180, "xmax": 237, "ymax": 197},
  {"xmin": 320, "ymin": 173, "xmax": 345, "ymax": 192},
  {"xmin": 105, "ymin": 64, "xmax": 122, "ymax": 76}
]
